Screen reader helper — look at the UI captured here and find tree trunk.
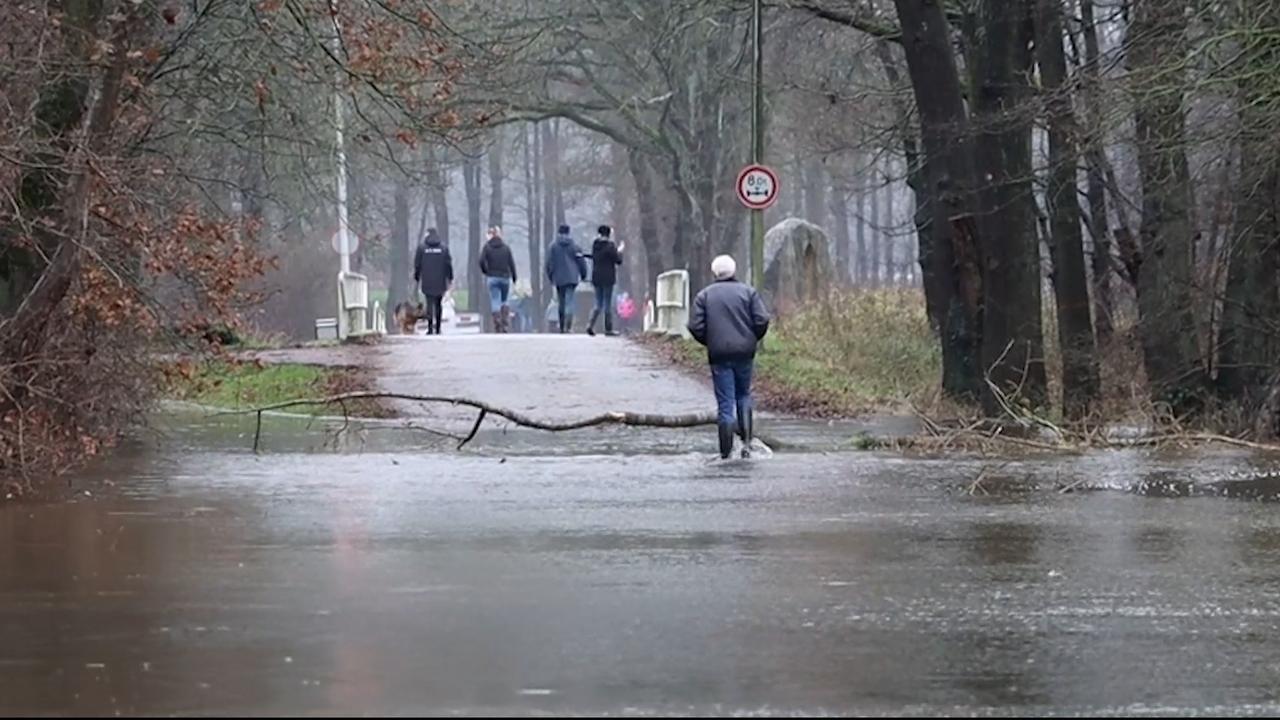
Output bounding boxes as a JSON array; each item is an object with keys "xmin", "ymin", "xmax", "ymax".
[
  {"xmin": 2, "ymin": 3, "xmax": 132, "ymax": 361},
  {"xmin": 883, "ymin": 158, "xmax": 896, "ymax": 285},
  {"xmin": 463, "ymin": 156, "xmax": 483, "ymax": 315},
  {"xmin": 855, "ymin": 183, "xmax": 868, "ymax": 286},
  {"xmin": 488, "ymin": 131, "xmax": 504, "ymax": 230},
  {"xmin": 831, "ymin": 182, "xmax": 851, "ymax": 284},
  {"xmin": 388, "ymin": 183, "xmax": 411, "ymax": 327},
  {"xmin": 1078, "ymin": 0, "xmax": 1115, "ymax": 342},
  {"xmin": 524, "ymin": 123, "xmax": 542, "ymax": 319},
  {"xmin": 610, "ymin": 142, "xmax": 635, "ymax": 295},
  {"xmin": 551, "ymin": 119, "xmax": 565, "ymax": 226},
  {"xmin": 891, "ymin": 0, "xmax": 985, "ymax": 400},
  {"xmin": 1037, "ymin": 0, "xmax": 1100, "ymax": 419},
  {"xmin": 628, "ymin": 148, "xmax": 666, "ymax": 298},
  {"xmin": 1130, "ymin": 0, "xmax": 1204, "ymax": 410},
  {"xmin": 869, "ymin": 167, "xmax": 882, "ymax": 288},
  {"xmin": 429, "ymin": 149, "xmax": 450, "ymax": 248},
  {"xmin": 1218, "ymin": 2, "xmax": 1280, "ymax": 405},
  {"xmin": 803, "ymin": 157, "xmax": 826, "ymax": 227},
  {"xmin": 541, "ymin": 123, "xmax": 557, "ymax": 311},
  {"xmin": 974, "ymin": 0, "xmax": 1047, "ymax": 414}
]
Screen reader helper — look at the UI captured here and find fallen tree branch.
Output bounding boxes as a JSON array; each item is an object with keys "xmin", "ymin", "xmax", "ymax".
[{"xmin": 224, "ymin": 392, "xmax": 717, "ymax": 451}]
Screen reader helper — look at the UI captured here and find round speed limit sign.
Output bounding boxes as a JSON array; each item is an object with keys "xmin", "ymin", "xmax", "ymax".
[{"xmin": 736, "ymin": 164, "xmax": 779, "ymax": 210}]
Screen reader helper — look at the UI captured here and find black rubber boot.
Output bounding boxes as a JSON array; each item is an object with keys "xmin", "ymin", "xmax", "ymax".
[
  {"xmin": 605, "ymin": 312, "xmax": 618, "ymax": 336},
  {"xmin": 718, "ymin": 423, "xmax": 735, "ymax": 460},
  {"xmin": 738, "ymin": 408, "xmax": 753, "ymax": 459},
  {"xmin": 587, "ymin": 309, "xmax": 600, "ymax": 336}
]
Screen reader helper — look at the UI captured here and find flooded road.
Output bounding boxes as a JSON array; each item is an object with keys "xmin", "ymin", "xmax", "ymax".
[{"xmin": 5, "ymin": 413, "xmax": 1280, "ymax": 716}]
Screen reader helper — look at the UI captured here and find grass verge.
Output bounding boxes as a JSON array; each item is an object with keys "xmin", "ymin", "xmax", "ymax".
[
  {"xmin": 641, "ymin": 288, "xmax": 940, "ymax": 417},
  {"xmin": 163, "ymin": 360, "xmax": 395, "ymax": 418}
]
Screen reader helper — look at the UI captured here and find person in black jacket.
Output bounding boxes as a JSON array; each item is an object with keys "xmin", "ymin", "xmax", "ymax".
[
  {"xmin": 687, "ymin": 254, "xmax": 771, "ymax": 459},
  {"xmin": 478, "ymin": 226, "xmax": 518, "ymax": 333},
  {"xmin": 413, "ymin": 228, "xmax": 453, "ymax": 335},
  {"xmin": 586, "ymin": 225, "xmax": 624, "ymax": 336}
]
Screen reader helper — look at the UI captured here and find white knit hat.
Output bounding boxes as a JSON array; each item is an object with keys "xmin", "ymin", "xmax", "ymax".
[{"xmin": 711, "ymin": 255, "xmax": 736, "ymax": 280}]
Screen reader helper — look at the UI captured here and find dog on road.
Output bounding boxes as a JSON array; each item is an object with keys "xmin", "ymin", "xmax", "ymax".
[{"xmin": 393, "ymin": 301, "xmax": 428, "ymax": 335}]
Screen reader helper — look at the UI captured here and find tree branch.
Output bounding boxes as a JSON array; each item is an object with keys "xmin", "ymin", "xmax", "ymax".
[
  {"xmin": 228, "ymin": 392, "xmax": 718, "ymax": 450},
  {"xmin": 784, "ymin": 0, "xmax": 903, "ymax": 43}
]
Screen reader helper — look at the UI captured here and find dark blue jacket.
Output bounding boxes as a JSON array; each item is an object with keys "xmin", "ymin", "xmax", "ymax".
[
  {"xmin": 545, "ymin": 233, "xmax": 588, "ymax": 288},
  {"xmin": 688, "ymin": 278, "xmax": 771, "ymax": 363}
]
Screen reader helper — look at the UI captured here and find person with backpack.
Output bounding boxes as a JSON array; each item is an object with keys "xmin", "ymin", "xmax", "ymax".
[
  {"xmin": 586, "ymin": 225, "xmax": 624, "ymax": 337},
  {"xmin": 478, "ymin": 226, "xmax": 518, "ymax": 333},
  {"xmin": 544, "ymin": 224, "xmax": 588, "ymax": 333},
  {"xmin": 413, "ymin": 227, "xmax": 453, "ymax": 335}
]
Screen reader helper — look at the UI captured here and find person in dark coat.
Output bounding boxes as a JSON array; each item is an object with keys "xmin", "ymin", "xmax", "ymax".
[
  {"xmin": 586, "ymin": 225, "xmax": 624, "ymax": 337},
  {"xmin": 413, "ymin": 228, "xmax": 453, "ymax": 335},
  {"xmin": 544, "ymin": 224, "xmax": 588, "ymax": 333},
  {"xmin": 687, "ymin": 254, "xmax": 770, "ymax": 459},
  {"xmin": 478, "ymin": 226, "xmax": 518, "ymax": 333}
]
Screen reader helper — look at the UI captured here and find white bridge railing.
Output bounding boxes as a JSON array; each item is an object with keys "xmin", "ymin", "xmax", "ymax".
[
  {"xmin": 646, "ymin": 269, "xmax": 691, "ymax": 338},
  {"xmin": 335, "ymin": 271, "xmax": 381, "ymax": 340}
]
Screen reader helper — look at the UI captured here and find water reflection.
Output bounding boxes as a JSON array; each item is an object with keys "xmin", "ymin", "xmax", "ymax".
[{"xmin": 4, "ymin": 420, "xmax": 1280, "ymax": 714}]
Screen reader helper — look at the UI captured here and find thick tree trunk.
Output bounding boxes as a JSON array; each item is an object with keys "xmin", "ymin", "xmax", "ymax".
[
  {"xmin": 1037, "ymin": 0, "xmax": 1100, "ymax": 419},
  {"xmin": 1130, "ymin": 0, "xmax": 1204, "ymax": 410},
  {"xmin": 892, "ymin": 0, "xmax": 985, "ymax": 400},
  {"xmin": 628, "ymin": 148, "xmax": 666, "ymax": 299},
  {"xmin": 1078, "ymin": 0, "xmax": 1115, "ymax": 342},
  {"xmin": 974, "ymin": 0, "xmax": 1047, "ymax": 414},
  {"xmin": 1218, "ymin": 3, "xmax": 1280, "ymax": 405},
  {"xmin": 463, "ymin": 156, "xmax": 483, "ymax": 315}
]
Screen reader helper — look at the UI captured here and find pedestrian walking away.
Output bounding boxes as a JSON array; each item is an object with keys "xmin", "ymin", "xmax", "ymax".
[
  {"xmin": 479, "ymin": 226, "xmax": 518, "ymax": 333},
  {"xmin": 413, "ymin": 227, "xmax": 453, "ymax": 335},
  {"xmin": 687, "ymin": 254, "xmax": 770, "ymax": 459},
  {"xmin": 544, "ymin": 224, "xmax": 588, "ymax": 334},
  {"xmin": 586, "ymin": 225, "xmax": 624, "ymax": 337}
]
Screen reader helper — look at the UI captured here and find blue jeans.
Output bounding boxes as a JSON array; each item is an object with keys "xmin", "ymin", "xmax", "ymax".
[
  {"xmin": 556, "ymin": 284, "xmax": 578, "ymax": 327},
  {"xmin": 711, "ymin": 358, "xmax": 754, "ymax": 427},
  {"xmin": 486, "ymin": 276, "xmax": 511, "ymax": 313},
  {"xmin": 593, "ymin": 283, "xmax": 614, "ymax": 316}
]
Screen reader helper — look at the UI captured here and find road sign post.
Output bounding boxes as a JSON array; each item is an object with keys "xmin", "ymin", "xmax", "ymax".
[{"xmin": 750, "ymin": 0, "xmax": 765, "ymax": 288}]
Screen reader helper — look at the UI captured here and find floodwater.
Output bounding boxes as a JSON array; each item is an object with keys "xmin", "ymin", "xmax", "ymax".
[{"xmin": 4, "ymin": 411, "xmax": 1280, "ymax": 716}]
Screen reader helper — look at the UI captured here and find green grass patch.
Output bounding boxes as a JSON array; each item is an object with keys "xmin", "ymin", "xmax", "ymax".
[
  {"xmin": 644, "ymin": 288, "xmax": 940, "ymax": 416},
  {"xmin": 164, "ymin": 361, "xmax": 390, "ymax": 417}
]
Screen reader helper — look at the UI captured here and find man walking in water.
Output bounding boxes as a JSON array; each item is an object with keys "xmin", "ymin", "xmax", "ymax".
[
  {"xmin": 545, "ymin": 224, "xmax": 588, "ymax": 334},
  {"xmin": 688, "ymin": 255, "xmax": 770, "ymax": 459},
  {"xmin": 587, "ymin": 225, "xmax": 624, "ymax": 337},
  {"xmin": 413, "ymin": 227, "xmax": 453, "ymax": 335},
  {"xmin": 479, "ymin": 226, "xmax": 517, "ymax": 333}
]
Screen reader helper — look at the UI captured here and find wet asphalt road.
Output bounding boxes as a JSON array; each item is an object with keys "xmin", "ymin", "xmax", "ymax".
[{"xmin": 5, "ymin": 411, "xmax": 1280, "ymax": 716}]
